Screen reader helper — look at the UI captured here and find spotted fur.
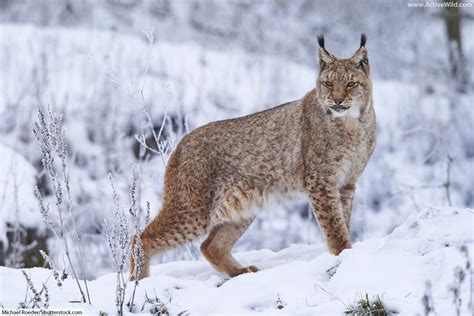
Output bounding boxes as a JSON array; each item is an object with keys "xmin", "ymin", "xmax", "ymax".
[{"xmin": 130, "ymin": 35, "xmax": 376, "ymax": 280}]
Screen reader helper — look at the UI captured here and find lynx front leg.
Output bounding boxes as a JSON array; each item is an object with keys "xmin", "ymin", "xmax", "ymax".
[
  {"xmin": 201, "ymin": 219, "xmax": 258, "ymax": 277},
  {"xmin": 340, "ymin": 182, "xmax": 356, "ymax": 232},
  {"xmin": 305, "ymin": 177, "xmax": 351, "ymax": 255}
]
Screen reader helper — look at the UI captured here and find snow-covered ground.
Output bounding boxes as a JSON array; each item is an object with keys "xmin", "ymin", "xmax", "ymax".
[{"xmin": 1, "ymin": 206, "xmax": 472, "ymax": 315}]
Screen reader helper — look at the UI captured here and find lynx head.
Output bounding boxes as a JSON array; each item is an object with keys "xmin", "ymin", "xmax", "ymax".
[{"xmin": 316, "ymin": 34, "xmax": 371, "ymax": 118}]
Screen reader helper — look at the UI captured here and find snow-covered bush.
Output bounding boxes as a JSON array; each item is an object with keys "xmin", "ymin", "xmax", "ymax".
[{"xmin": 104, "ymin": 173, "xmax": 131, "ymax": 315}]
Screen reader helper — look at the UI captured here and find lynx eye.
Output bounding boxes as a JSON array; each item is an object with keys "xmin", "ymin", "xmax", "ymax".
[
  {"xmin": 323, "ymin": 81, "xmax": 332, "ymax": 87},
  {"xmin": 347, "ymin": 81, "xmax": 357, "ymax": 88}
]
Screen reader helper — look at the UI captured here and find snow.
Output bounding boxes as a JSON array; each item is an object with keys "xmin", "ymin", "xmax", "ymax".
[{"xmin": 1, "ymin": 206, "xmax": 472, "ymax": 315}]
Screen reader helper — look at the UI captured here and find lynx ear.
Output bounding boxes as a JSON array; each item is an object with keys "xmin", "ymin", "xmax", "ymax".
[
  {"xmin": 317, "ymin": 35, "xmax": 335, "ymax": 72},
  {"xmin": 350, "ymin": 34, "xmax": 369, "ymax": 75}
]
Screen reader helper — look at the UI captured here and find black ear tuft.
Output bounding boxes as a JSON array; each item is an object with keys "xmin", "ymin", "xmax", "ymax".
[
  {"xmin": 360, "ymin": 33, "xmax": 367, "ymax": 47},
  {"xmin": 317, "ymin": 35, "xmax": 325, "ymax": 49}
]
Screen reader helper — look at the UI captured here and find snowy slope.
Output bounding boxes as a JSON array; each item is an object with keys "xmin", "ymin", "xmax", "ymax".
[{"xmin": 1, "ymin": 207, "xmax": 472, "ymax": 315}]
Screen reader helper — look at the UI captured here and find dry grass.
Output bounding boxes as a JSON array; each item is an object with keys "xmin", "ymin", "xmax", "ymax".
[{"xmin": 344, "ymin": 294, "xmax": 397, "ymax": 316}]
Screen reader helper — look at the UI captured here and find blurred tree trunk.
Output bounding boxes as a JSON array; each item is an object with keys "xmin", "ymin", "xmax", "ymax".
[{"xmin": 444, "ymin": 0, "xmax": 468, "ymax": 93}]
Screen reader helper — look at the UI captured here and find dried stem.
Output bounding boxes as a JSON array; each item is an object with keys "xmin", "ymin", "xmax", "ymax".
[
  {"xmin": 32, "ymin": 106, "xmax": 88, "ymax": 303},
  {"xmin": 105, "ymin": 173, "xmax": 131, "ymax": 316},
  {"xmin": 443, "ymin": 154, "xmax": 453, "ymax": 207}
]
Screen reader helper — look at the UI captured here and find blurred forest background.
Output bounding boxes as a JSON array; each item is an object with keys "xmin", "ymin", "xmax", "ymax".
[{"xmin": 0, "ymin": 0, "xmax": 472, "ymax": 278}]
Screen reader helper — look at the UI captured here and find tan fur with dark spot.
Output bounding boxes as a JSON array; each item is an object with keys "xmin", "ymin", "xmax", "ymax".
[{"xmin": 130, "ymin": 35, "xmax": 376, "ymax": 280}]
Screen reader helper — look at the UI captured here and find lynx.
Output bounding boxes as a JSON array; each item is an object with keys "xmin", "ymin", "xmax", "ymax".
[{"xmin": 130, "ymin": 34, "xmax": 376, "ymax": 280}]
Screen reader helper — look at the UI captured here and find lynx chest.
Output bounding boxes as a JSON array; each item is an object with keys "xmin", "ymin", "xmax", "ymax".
[{"xmin": 335, "ymin": 117, "xmax": 376, "ymax": 187}]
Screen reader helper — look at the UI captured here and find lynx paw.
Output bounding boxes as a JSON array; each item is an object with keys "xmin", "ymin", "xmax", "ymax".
[{"xmin": 230, "ymin": 265, "xmax": 260, "ymax": 277}]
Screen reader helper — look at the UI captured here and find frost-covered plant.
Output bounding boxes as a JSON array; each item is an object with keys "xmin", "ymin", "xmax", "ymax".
[
  {"xmin": 32, "ymin": 106, "xmax": 91, "ymax": 303},
  {"xmin": 128, "ymin": 168, "xmax": 151, "ymax": 312},
  {"xmin": 133, "ymin": 27, "xmax": 177, "ymax": 166},
  {"xmin": 274, "ymin": 293, "xmax": 286, "ymax": 310},
  {"xmin": 442, "ymin": 154, "xmax": 454, "ymax": 207},
  {"xmin": 450, "ymin": 267, "xmax": 465, "ymax": 315},
  {"xmin": 106, "ymin": 168, "xmax": 151, "ymax": 315},
  {"xmin": 459, "ymin": 245, "xmax": 472, "ymax": 312},
  {"xmin": 39, "ymin": 249, "xmax": 63, "ymax": 287},
  {"xmin": 4, "ymin": 171, "xmax": 36, "ymax": 268},
  {"xmin": 5, "ymin": 225, "xmax": 36, "ymax": 268},
  {"xmin": 141, "ymin": 291, "xmax": 170, "ymax": 316},
  {"xmin": 135, "ymin": 110, "xmax": 177, "ymax": 165},
  {"xmin": 448, "ymin": 245, "xmax": 471, "ymax": 316},
  {"xmin": 421, "ymin": 281, "xmax": 436, "ymax": 316},
  {"xmin": 22, "ymin": 270, "xmax": 41, "ymax": 308},
  {"xmin": 42, "ymin": 283, "xmax": 49, "ymax": 309},
  {"xmin": 105, "ymin": 173, "xmax": 131, "ymax": 316},
  {"xmin": 344, "ymin": 294, "xmax": 396, "ymax": 316},
  {"xmin": 21, "ymin": 270, "xmax": 49, "ymax": 309}
]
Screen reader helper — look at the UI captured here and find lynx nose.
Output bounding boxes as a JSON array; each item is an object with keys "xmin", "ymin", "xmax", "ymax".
[{"xmin": 334, "ymin": 100, "xmax": 343, "ymax": 106}]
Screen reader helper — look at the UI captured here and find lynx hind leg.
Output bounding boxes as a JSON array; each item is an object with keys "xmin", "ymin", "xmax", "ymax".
[
  {"xmin": 130, "ymin": 210, "xmax": 208, "ymax": 281},
  {"xmin": 200, "ymin": 219, "xmax": 259, "ymax": 277}
]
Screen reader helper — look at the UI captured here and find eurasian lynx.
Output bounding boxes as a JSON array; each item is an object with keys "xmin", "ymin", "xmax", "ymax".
[{"xmin": 131, "ymin": 34, "xmax": 376, "ymax": 280}]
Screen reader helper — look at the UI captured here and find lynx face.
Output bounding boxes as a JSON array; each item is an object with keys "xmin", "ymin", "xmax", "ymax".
[{"xmin": 316, "ymin": 36, "xmax": 371, "ymax": 118}]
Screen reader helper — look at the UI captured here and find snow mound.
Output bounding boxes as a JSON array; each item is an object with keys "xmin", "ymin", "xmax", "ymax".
[{"xmin": 0, "ymin": 206, "xmax": 472, "ymax": 315}]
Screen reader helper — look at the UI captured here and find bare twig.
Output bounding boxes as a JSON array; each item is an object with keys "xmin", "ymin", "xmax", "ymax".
[
  {"xmin": 443, "ymin": 154, "xmax": 453, "ymax": 207},
  {"xmin": 314, "ymin": 284, "xmax": 348, "ymax": 307}
]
